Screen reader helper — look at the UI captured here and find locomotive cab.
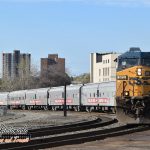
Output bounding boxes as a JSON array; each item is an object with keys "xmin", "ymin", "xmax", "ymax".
[{"xmin": 116, "ymin": 48, "xmax": 150, "ymax": 124}]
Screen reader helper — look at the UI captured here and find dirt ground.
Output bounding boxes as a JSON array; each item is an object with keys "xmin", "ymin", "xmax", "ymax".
[{"xmin": 0, "ymin": 110, "xmax": 99, "ymax": 128}]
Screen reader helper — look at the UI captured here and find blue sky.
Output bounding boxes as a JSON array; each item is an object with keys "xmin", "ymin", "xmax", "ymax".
[{"xmin": 0, "ymin": 0, "xmax": 150, "ymax": 76}]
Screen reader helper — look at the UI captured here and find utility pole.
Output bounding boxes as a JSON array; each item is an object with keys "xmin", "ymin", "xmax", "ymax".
[{"xmin": 64, "ymin": 84, "xmax": 67, "ymax": 117}]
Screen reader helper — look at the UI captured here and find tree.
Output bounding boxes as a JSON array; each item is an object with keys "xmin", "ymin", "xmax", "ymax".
[
  {"xmin": 40, "ymin": 65, "xmax": 71, "ymax": 88},
  {"xmin": 72, "ymin": 73, "xmax": 90, "ymax": 84},
  {"xmin": 0, "ymin": 61, "xmax": 71, "ymax": 91}
]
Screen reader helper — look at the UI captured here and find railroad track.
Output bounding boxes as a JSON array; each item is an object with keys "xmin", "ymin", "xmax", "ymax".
[
  {"xmin": 28, "ymin": 116, "xmax": 117, "ymax": 138},
  {"xmin": 0, "ymin": 116, "xmax": 117, "ymax": 149},
  {"xmin": 1, "ymin": 124, "xmax": 150, "ymax": 150}
]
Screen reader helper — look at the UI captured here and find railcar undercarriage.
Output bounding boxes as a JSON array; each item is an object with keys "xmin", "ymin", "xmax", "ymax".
[{"xmin": 116, "ymin": 96, "xmax": 150, "ymax": 124}]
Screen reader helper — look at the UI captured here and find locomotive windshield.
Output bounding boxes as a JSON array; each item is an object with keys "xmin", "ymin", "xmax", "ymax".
[
  {"xmin": 118, "ymin": 58, "xmax": 140, "ymax": 71},
  {"xmin": 117, "ymin": 48, "xmax": 150, "ymax": 71}
]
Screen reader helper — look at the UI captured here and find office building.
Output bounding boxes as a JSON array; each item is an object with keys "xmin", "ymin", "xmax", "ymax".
[
  {"xmin": 2, "ymin": 50, "xmax": 31, "ymax": 79},
  {"xmin": 90, "ymin": 52, "xmax": 120, "ymax": 83}
]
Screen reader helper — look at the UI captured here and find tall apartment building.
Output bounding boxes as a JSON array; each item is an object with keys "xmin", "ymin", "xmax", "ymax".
[
  {"xmin": 41, "ymin": 54, "xmax": 65, "ymax": 76},
  {"xmin": 90, "ymin": 52, "xmax": 120, "ymax": 83},
  {"xmin": 2, "ymin": 50, "xmax": 31, "ymax": 79}
]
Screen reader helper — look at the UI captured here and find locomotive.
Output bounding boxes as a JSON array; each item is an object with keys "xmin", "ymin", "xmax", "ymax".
[{"xmin": 116, "ymin": 48, "xmax": 150, "ymax": 124}]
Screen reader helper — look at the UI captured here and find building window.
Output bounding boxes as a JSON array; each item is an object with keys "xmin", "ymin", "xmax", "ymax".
[
  {"xmin": 103, "ymin": 68, "xmax": 104, "ymax": 76},
  {"xmin": 108, "ymin": 59, "xmax": 109, "ymax": 63},
  {"xmin": 99, "ymin": 69, "xmax": 101, "ymax": 76},
  {"xmin": 108, "ymin": 68, "xmax": 109, "ymax": 76}
]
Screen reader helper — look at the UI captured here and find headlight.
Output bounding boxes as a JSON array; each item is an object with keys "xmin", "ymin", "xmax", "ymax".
[
  {"xmin": 124, "ymin": 91, "xmax": 129, "ymax": 96},
  {"xmin": 137, "ymin": 68, "xmax": 142, "ymax": 76}
]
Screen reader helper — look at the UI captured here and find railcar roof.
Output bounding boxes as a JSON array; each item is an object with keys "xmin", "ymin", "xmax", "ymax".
[{"xmin": 83, "ymin": 81, "xmax": 116, "ymax": 88}]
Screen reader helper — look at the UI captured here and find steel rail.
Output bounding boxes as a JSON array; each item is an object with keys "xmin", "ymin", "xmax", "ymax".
[
  {"xmin": 1, "ymin": 124, "xmax": 150, "ymax": 150},
  {"xmin": 29, "ymin": 117, "xmax": 117, "ymax": 138}
]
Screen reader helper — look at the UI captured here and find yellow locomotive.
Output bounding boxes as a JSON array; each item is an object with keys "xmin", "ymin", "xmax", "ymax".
[{"xmin": 116, "ymin": 48, "xmax": 150, "ymax": 124}]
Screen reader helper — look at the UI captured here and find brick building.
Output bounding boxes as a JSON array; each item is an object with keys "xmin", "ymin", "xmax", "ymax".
[{"xmin": 41, "ymin": 54, "xmax": 65, "ymax": 76}]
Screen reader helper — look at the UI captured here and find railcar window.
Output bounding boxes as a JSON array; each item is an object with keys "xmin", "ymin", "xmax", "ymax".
[
  {"xmin": 62, "ymin": 92, "xmax": 64, "ymax": 98},
  {"xmin": 73, "ymin": 94, "xmax": 74, "ymax": 98},
  {"xmin": 97, "ymin": 90, "xmax": 99, "ymax": 97},
  {"xmin": 93, "ymin": 93, "xmax": 95, "ymax": 97},
  {"xmin": 47, "ymin": 92, "xmax": 49, "ymax": 98},
  {"xmin": 90, "ymin": 93, "xmax": 91, "ymax": 97}
]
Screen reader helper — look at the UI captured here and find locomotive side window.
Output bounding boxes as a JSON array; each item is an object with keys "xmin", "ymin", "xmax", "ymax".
[
  {"xmin": 145, "ymin": 71, "xmax": 150, "ymax": 76},
  {"xmin": 142, "ymin": 59, "xmax": 150, "ymax": 66}
]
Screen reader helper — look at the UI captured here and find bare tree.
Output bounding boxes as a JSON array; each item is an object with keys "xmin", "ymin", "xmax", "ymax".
[
  {"xmin": 40, "ymin": 65, "xmax": 71, "ymax": 88},
  {"xmin": 0, "ymin": 61, "xmax": 71, "ymax": 91}
]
